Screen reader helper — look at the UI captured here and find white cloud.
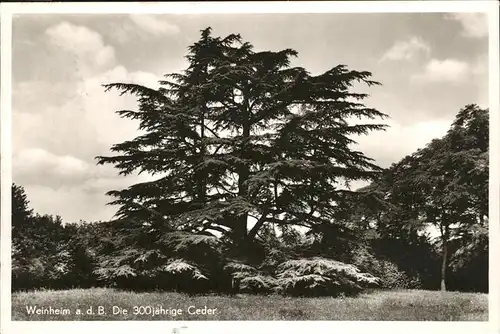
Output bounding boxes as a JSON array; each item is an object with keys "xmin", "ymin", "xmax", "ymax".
[
  {"xmin": 129, "ymin": 14, "xmax": 180, "ymax": 36},
  {"xmin": 45, "ymin": 21, "xmax": 116, "ymax": 75},
  {"xmin": 13, "ymin": 148, "xmax": 90, "ymax": 184},
  {"xmin": 14, "ymin": 66, "xmax": 162, "ymax": 163},
  {"xmin": 12, "ymin": 23, "xmax": 161, "ymax": 221},
  {"xmin": 20, "ymin": 184, "xmax": 118, "ymax": 223},
  {"xmin": 446, "ymin": 13, "xmax": 488, "ymax": 39},
  {"xmin": 12, "ymin": 146, "xmax": 156, "ymax": 221},
  {"xmin": 14, "ymin": 21, "xmax": 164, "ymax": 222},
  {"xmin": 381, "ymin": 36, "xmax": 430, "ymax": 61},
  {"xmin": 353, "ymin": 119, "xmax": 452, "ymax": 168},
  {"xmin": 85, "ymin": 66, "xmax": 162, "ymax": 92},
  {"xmin": 471, "ymin": 54, "xmax": 489, "ymax": 108},
  {"xmin": 12, "ymin": 81, "xmax": 74, "ymax": 112},
  {"xmin": 411, "ymin": 58, "xmax": 471, "ymax": 83},
  {"xmin": 15, "ymin": 166, "xmax": 156, "ymax": 223},
  {"xmin": 78, "ymin": 66, "xmax": 162, "ymax": 147}
]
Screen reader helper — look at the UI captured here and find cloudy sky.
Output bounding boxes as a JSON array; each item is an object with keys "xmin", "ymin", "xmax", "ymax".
[{"xmin": 11, "ymin": 12, "xmax": 488, "ymax": 223}]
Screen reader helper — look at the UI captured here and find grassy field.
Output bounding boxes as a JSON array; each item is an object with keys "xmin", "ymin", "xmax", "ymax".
[{"xmin": 12, "ymin": 288, "xmax": 488, "ymax": 321}]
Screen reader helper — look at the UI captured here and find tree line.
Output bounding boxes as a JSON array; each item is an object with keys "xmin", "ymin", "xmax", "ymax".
[{"xmin": 11, "ymin": 28, "xmax": 488, "ymax": 296}]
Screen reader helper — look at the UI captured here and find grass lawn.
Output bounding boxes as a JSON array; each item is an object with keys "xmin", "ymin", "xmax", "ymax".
[{"xmin": 12, "ymin": 288, "xmax": 488, "ymax": 321}]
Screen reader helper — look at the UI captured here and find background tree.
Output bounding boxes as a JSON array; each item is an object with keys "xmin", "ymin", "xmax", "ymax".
[
  {"xmin": 365, "ymin": 104, "xmax": 488, "ymax": 291},
  {"xmin": 448, "ymin": 219, "xmax": 488, "ymax": 292},
  {"xmin": 12, "ymin": 183, "xmax": 34, "ymax": 261},
  {"xmin": 12, "ymin": 184, "xmax": 72, "ymax": 290},
  {"xmin": 445, "ymin": 104, "xmax": 488, "ymax": 292}
]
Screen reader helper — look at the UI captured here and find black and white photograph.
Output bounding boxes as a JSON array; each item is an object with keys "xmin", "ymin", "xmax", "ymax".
[{"xmin": 1, "ymin": 1, "xmax": 499, "ymax": 333}]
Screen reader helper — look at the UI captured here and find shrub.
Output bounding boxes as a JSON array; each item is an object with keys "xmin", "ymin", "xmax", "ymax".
[
  {"xmin": 274, "ymin": 257, "xmax": 380, "ymax": 297},
  {"xmin": 240, "ymin": 275, "xmax": 277, "ymax": 294},
  {"xmin": 158, "ymin": 258, "xmax": 210, "ymax": 293},
  {"xmin": 94, "ymin": 229, "xmax": 224, "ymax": 292},
  {"xmin": 349, "ymin": 246, "xmax": 421, "ymax": 289}
]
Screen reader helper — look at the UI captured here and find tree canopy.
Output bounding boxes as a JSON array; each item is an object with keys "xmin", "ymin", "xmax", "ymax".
[
  {"xmin": 366, "ymin": 104, "xmax": 489, "ymax": 291},
  {"xmin": 97, "ymin": 27, "xmax": 387, "ymax": 261}
]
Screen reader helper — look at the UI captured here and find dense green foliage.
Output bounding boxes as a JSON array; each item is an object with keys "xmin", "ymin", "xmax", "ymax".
[
  {"xmin": 11, "ymin": 28, "xmax": 488, "ymax": 295},
  {"xmin": 360, "ymin": 104, "xmax": 489, "ymax": 292}
]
